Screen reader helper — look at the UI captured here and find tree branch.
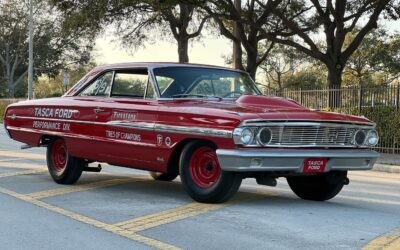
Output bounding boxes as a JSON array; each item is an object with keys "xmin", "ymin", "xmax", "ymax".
[{"xmin": 341, "ymin": 0, "xmax": 390, "ymax": 62}]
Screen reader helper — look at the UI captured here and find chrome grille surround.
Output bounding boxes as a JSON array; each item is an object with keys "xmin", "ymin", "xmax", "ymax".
[{"xmin": 234, "ymin": 121, "xmax": 376, "ymax": 148}]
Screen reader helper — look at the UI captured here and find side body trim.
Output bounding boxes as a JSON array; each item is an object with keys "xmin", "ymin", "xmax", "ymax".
[{"xmin": 6, "ymin": 115, "xmax": 233, "ymax": 138}]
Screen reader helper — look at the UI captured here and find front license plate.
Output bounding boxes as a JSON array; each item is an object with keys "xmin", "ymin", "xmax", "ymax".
[{"xmin": 303, "ymin": 158, "xmax": 327, "ymax": 173}]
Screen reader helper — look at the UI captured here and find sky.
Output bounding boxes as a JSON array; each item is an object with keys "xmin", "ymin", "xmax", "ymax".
[
  {"xmin": 93, "ymin": 19, "xmax": 400, "ymax": 71},
  {"xmin": 93, "ymin": 35, "xmax": 231, "ymax": 67}
]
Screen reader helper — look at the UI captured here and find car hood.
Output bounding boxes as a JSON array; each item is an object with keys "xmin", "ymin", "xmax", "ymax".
[{"xmin": 164, "ymin": 95, "xmax": 373, "ymax": 125}]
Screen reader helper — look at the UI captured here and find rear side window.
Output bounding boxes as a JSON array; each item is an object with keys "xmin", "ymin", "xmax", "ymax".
[
  {"xmin": 78, "ymin": 72, "xmax": 113, "ymax": 97},
  {"xmin": 111, "ymin": 71, "xmax": 148, "ymax": 98}
]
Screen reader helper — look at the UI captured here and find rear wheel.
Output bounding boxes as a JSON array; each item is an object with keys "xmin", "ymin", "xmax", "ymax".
[
  {"xmin": 47, "ymin": 138, "xmax": 85, "ymax": 184},
  {"xmin": 179, "ymin": 141, "xmax": 242, "ymax": 203},
  {"xmin": 287, "ymin": 171, "xmax": 348, "ymax": 201},
  {"xmin": 149, "ymin": 171, "xmax": 178, "ymax": 181}
]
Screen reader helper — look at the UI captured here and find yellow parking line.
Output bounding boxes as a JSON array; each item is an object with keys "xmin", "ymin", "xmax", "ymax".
[
  {"xmin": 115, "ymin": 191, "xmax": 274, "ymax": 232},
  {"xmin": 363, "ymin": 227, "xmax": 400, "ymax": 250},
  {"xmin": 0, "ymin": 150, "xmax": 45, "ymax": 160},
  {"xmin": 0, "ymin": 161, "xmax": 45, "ymax": 169},
  {"xmin": 28, "ymin": 177, "xmax": 149, "ymax": 199},
  {"xmin": 0, "ymin": 169, "xmax": 46, "ymax": 178},
  {"xmin": 0, "ymin": 186, "xmax": 181, "ymax": 250},
  {"xmin": 115, "ymin": 202, "xmax": 225, "ymax": 231},
  {"xmin": 0, "ymin": 157, "xmax": 24, "ymax": 162}
]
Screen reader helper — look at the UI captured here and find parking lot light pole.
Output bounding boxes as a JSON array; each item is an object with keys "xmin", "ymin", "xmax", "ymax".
[{"xmin": 27, "ymin": 0, "xmax": 34, "ymax": 100}]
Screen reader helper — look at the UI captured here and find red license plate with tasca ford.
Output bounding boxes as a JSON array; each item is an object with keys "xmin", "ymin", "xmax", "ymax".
[{"xmin": 303, "ymin": 158, "xmax": 328, "ymax": 173}]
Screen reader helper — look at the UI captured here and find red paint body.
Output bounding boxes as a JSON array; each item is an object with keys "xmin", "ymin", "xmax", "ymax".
[{"xmin": 3, "ymin": 63, "xmax": 373, "ymax": 173}]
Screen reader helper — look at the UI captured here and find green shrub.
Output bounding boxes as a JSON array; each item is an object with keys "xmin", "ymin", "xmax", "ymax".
[
  {"xmin": 326, "ymin": 106, "xmax": 400, "ymax": 146},
  {"xmin": 0, "ymin": 103, "xmax": 7, "ymax": 122}
]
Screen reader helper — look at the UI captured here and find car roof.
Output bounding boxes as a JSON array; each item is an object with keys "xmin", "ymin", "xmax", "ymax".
[{"xmin": 93, "ymin": 62, "xmax": 246, "ymax": 73}]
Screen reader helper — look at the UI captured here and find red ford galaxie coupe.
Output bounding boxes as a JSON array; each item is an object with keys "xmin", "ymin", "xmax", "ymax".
[{"xmin": 4, "ymin": 63, "xmax": 379, "ymax": 203}]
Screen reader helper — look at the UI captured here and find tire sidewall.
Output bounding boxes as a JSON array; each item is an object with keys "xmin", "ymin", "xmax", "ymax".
[
  {"xmin": 179, "ymin": 141, "xmax": 241, "ymax": 202},
  {"xmin": 47, "ymin": 138, "xmax": 69, "ymax": 181},
  {"xmin": 46, "ymin": 138, "xmax": 83, "ymax": 184}
]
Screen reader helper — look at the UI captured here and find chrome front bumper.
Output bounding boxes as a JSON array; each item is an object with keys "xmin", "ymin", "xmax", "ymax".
[{"xmin": 216, "ymin": 149, "xmax": 379, "ymax": 172}]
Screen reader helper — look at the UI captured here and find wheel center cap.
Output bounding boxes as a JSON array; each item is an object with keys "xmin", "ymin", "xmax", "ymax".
[{"xmin": 205, "ymin": 162, "xmax": 213, "ymax": 172}]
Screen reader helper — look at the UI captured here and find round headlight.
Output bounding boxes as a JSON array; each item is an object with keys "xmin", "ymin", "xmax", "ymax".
[
  {"xmin": 366, "ymin": 130, "xmax": 379, "ymax": 146},
  {"xmin": 257, "ymin": 128, "xmax": 272, "ymax": 146},
  {"xmin": 240, "ymin": 128, "xmax": 254, "ymax": 145},
  {"xmin": 354, "ymin": 130, "xmax": 366, "ymax": 146}
]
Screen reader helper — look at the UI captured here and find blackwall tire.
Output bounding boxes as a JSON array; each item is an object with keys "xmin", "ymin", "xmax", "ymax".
[
  {"xmin": 287, "ymin": 171, "xmax": 347, "ymax": 201},
  {"xmin": 149, "ymin": 171, "xmax": 178, "ymax": 181},
  {"xmin": 47, "ymin": 138, "xmax": 84, "ymax": 185},
  {"xmin": 179, "ymin": 141, "xmax": 242, "ymax": 203}
]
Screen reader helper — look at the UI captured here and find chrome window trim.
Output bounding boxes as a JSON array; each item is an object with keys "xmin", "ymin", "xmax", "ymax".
[
  {"xmin": 149, "ymin": 65, "xmax": 262, "ymax": 100},
  {"xmin": 108, "ymin": 70, "xmax": 116, "ymax": 98}
]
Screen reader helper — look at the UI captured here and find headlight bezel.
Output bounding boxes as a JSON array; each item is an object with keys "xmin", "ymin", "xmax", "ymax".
[
  {"xmin": 353, "ymin": 130, "xmax": 367, "ymax": 146},
  {"xmin": 365, "ymin": 129, "xmax": 379, "ymax": 146},
  {"xmin": 233, "ymin": 127, "xmax": 255, "ymax": 145},
  {"xmin": 256, "ymin": 127, "xmax": 272, "ymax": 146}
]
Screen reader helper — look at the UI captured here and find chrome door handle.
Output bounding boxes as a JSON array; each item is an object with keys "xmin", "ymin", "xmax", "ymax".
[{"xmin": 94, "ymin": 108, "xmax": 106, "ymax": 113}]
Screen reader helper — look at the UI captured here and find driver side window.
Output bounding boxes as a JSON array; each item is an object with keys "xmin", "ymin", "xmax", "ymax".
[{"xmin": 78, "ymin": 72, "xmax": 113, "ymax": 97}]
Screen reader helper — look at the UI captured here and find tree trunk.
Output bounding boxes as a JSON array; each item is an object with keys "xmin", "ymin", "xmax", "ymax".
[
  {"xmin": 232, "ymin": 0, "xmax": 244, "ymax": 71},
  {"xmin": 246, "ymin": 50, "xmax": 258, "ymax": 80},
  {"xmin": 277, "ymin": 72, "xmax": 283, "ymax": 95},
  {"xmin": 327, "ymin": 65, "xmax": 343, "ymax": 108},
  {"xmin": 177, "ymin": 38, "xmax": 189, "ymax": 63},
  {"xmin": 232, "ymin": 40, "xmax": 244, "ymax": 71},
  {"xmin": 7, "ymin": 85, "xmax": 15, "ymax": 98}
]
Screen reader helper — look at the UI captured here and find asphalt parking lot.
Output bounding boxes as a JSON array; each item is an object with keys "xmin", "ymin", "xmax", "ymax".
[{"xmin": 0, "ymin": 126, "xmax": 399, "ymax": 250}]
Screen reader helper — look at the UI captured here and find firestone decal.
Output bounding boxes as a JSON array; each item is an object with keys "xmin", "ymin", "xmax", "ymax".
[
  {"xmin": 106, "ymin": 130, "xmax": 141, "ymax": 142},
  {"xmin": 34, "ymin": 108, "xmax": 78, "ymax": 119},
  {"xmin": 111, "ymin": 110, "xmax": 137, "ymax": 121}
]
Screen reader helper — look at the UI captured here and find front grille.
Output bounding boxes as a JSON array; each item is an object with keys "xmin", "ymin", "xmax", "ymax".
[
  {"xmin": 266, "ymin": 126, "xmax": 357, "ymax": 146},
  {"xmin": 237, "ymin": 121, "xmax": 375, "ymax": 148}
]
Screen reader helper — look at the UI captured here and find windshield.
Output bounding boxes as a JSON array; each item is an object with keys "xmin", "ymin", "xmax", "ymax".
[{"xmin": 152, "ymin": 67, "xmax": 261, "ymax": 98}]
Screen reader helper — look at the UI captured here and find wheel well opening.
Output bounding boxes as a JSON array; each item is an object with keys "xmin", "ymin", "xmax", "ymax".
[
  {"xmin": 40, "ymin": 135, "xmax": 59, "ymax": 146},
  {"xmin": 166, "ymin": 138, "xmax": 217, "ymax": 175}
]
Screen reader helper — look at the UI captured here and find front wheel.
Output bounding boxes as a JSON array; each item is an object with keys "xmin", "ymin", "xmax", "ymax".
[
  {"xmin": 287, "ymin": 171, "xmax": 348, "ymax": 201},
  {"xmin": 179, "ymin": 141, "xmax": 242, "ymax": 203},
  {"xmin": 47, "ymin": 138, "xmax": 85, "ymax": 184}
]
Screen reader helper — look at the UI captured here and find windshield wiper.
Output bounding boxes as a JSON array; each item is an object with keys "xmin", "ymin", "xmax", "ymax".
[
  {"xmin": 171, "ymin": 94, "xmax": 223, "ymax": 101},
  {"xmin": 171, "ymin": 94, "xmax": 209, "ymax": 98}
]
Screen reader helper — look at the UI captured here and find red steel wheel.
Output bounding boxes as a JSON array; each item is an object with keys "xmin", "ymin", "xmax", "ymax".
[
  {"xmin": 189, "ymin": 147, "xmax": 221, "ymax": 188},
  {"xmin": 179, "ymin": 141, "xmax": 242, "ymax": 203},
  {"xmin": 47, "ymin": 138, "xmax": 84, "ymax": 184},
  {"xmin": 50, "ymin": 139, "xmax": 68, "ymax": 174}
]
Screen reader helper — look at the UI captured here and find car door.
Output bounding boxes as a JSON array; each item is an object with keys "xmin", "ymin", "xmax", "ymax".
[
  {"xmin": 66, "ymin": 71, "xmax": 114, "ymax": 160},
  {"xmin": 92, "ymin": 69, "xmax": 160, "ymax": 170}
]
